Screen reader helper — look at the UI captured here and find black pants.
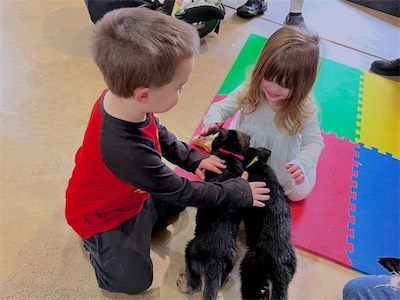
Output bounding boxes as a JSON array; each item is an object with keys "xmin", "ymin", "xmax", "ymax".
[{"xmin": 83, "ymin": 198, "xmax": 184, "ymax": 295}]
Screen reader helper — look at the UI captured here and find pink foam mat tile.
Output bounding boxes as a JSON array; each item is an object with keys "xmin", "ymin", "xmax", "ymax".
[{"xmin": 289, "ymin": 132, "xmax": 359, "ymax": 267}]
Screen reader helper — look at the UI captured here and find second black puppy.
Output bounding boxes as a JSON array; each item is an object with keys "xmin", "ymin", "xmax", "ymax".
[
  {"xmin": 177, "ymin": 128, "xmax": 250, "ymax": 300},
  {"xmin": 240, "ymin": 147, "xmax": 297, "ymax": 300}
]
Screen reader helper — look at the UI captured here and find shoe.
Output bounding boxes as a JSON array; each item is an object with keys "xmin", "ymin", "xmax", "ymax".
[
  {"xmin": 237, "ymin": 0, "xmax": 268, "ymax": 18},
  {"xmin": 370, "ymin": 58, "xmax": 400, "ymax": 76},
  {"xmin": 285, "ymin": 13, "xmax": 308, "ymax": 30}
]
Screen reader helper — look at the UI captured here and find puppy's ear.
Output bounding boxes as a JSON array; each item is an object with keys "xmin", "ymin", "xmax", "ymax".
[
  {"xmin": 215, "ymin": 128, "xmax": 228, "ymax": 142},
  {"xmin": 236, "ymin": 131, "xmax": 251, "ymax": 150},
  {"xmin": 210, "ymin": 128, "xmax": 228, "ymax": 150},
  {"xmin": 217, "ymin": 127, "xmax": 228, "ymax": 136},
  {"xmin": 256, "ymin": 147, "xmax": 271, "ymax": 161}
]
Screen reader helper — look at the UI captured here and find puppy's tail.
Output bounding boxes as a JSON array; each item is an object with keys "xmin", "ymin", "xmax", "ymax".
[{"xmin": 202, "ymin": 273, "xmax": 221, "ymax": 300}]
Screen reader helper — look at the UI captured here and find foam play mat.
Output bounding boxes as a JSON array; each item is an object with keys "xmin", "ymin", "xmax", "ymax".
[{"xmin": 175, "ymin": 34, "xmax": 400, "ymax": 275}]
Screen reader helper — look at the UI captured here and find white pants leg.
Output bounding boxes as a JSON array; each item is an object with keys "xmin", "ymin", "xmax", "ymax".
[{"xmin": 289, "ymin": 0, "xmax": 304, "ymax": 13}]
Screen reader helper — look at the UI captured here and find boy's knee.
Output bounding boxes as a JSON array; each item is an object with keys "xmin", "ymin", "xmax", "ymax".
[{"xmin": 97, "ymin": 248, "xmax": 153, "ymax": 295}]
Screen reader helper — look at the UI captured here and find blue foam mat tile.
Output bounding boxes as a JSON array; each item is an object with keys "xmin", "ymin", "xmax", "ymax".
[{"xmin": 347, "ymin": 144, "xmax": 400, "ymax": 274}]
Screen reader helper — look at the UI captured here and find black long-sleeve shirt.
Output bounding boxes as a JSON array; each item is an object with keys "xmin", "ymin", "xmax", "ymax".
[{"xmin": 65, "ymin": 90, "xmax": 252, "ymax": 239}]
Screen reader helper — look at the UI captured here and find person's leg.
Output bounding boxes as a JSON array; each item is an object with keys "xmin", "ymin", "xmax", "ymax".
[
  {"xmin": 289, "ymin": 0, "xmax": 303, "ymax": 13},
  {"xmin": 342, "ymin": 275, "xmax": 400, "ymax": 300},
  {"xmin": 286, "ymin": 167, "xmax": 316, "ymax": 201},
  {"xmin": 83, "ymin": 199, "xmax": 158, "ymax": 295},
  {"xmin": 285, "ymin": 0, "xmax": 307, "ymax": 29}
]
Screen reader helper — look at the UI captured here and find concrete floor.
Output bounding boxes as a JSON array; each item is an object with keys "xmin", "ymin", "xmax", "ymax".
[{"xmin": 1, "ymin": 0, "xmax": 399, "ymax": 299}]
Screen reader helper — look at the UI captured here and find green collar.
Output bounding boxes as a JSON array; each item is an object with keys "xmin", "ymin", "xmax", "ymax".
[{"xmin": 245, "ymin": 156, "xmax": 259, "ymax": 169}]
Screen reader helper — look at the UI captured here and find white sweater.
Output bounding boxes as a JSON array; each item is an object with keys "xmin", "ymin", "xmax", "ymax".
[{"xmin": 203, "ymin": 84, "xmax": 325, "ymax": 195}]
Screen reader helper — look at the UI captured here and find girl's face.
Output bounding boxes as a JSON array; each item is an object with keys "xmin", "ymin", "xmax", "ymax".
[{"xmin": 260, "ymin": 77, "xmax": 291, "ymax": 106}]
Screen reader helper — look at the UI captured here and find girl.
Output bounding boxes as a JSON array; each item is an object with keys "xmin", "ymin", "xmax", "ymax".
[{"xmin": 201, "ymin": 26, "xmax": 324, "ymax": 201}]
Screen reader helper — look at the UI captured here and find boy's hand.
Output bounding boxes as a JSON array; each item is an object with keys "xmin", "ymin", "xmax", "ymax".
[
  {"xmin": 194, "ymin": 155, "xmax": 226, "ymax": 180},
  {"xmin": 241, "ymin": 171, "xmax": 270, "ymax": 207},
  {"xmin": 285, "ymin": 163, "xmax": 304, "ymax": 185},
  {"xmin": 200, "ymin": 121, "xmax": 225, "ymax": 136}
]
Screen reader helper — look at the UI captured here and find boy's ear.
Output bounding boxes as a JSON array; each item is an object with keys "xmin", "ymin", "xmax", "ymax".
[{"xmin": 133, "ymin": 87, "xmax": 151, "ymax": 103}]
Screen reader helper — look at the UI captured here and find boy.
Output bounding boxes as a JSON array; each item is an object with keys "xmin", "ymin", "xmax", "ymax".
[{"xmin": 65, "ymin": 7, "xmax": 269, "ymax": 295}]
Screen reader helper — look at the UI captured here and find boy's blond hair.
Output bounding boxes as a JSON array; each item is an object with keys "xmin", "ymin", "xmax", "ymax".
[
  {"xmin": 239, "ymin": 26, "xmax": 320, "ymax": 135},
  {"xmin": 91, "ymin": 7, "xmax": 200, "ymax": 97}
]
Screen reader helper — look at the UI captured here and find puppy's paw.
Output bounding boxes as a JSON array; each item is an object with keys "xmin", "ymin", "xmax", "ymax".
[{"xmin": 176, "ymin": 273, "xmax": 196, "ymax": 295}]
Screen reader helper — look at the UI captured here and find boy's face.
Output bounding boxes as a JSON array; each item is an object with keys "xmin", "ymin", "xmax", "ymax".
[{"xmin": 147, "ymin": 57, "xmax": 194, "ymax": 113}]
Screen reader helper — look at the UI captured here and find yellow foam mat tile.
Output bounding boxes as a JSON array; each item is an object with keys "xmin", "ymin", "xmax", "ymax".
[{"xmin": 356, "ymin": 72, "xmax": 400, "ymax": 159}]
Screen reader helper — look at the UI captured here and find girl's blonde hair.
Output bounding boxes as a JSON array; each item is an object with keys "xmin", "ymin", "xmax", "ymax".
[{"xmin": 239, "ymin": 26, "xmax": 320, "ymax": 135}]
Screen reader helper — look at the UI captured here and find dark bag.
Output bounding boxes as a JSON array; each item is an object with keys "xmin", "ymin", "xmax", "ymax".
[
  {"xmin": 83, "ymin": 0, "xmax": 225, "ymax": 38},
  {"xmin": 84, "ymin": 0, "xmax": 162, "ymax": 23}
]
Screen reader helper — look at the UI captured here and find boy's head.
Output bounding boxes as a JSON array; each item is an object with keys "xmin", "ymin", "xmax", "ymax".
[{"xmin": 91, "ymin": 7, "xmax": 200, "ymax": 98}]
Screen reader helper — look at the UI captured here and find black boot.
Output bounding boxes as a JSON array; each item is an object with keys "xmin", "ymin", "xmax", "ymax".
[
  {"xmin": 370, "ymin": 58, "xmax": 400, "ymax": 76},
  {"xmin": 285, "ymin": 12, "xmax": 308, "ymax": 30},
  {"xmin": 237, "ymin": 0, "xmax": 268, "ymax": 18}
]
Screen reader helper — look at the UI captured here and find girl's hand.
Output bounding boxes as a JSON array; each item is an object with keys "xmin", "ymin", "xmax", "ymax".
[
  {"xmin": 285, "ymin": 163, "xmax": 305, "ymax": 185},
  {"xmin": 200, "ymin": 121, "xmax": 225, "ymax": 136},
  {"xmin": 241, "ymin": 171, "xmax": 270, "ymax": 207},
  {"xmin": 194, "ymin": 155, "xmax": 226, "ymax": 180}
]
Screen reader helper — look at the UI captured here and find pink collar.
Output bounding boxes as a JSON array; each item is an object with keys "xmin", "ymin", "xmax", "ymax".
[{"xmin": 218, "ymin": 148, "xmax": 244, "ymax": 161}]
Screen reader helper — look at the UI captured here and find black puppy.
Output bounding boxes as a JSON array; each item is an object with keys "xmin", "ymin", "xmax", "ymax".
[
  {"xmin": 240, "ymin": 147, "xmax": 297, "ymax": 300},
  {"xmin": 177, "ymin": 128, "xmax": 250, "ymax": 300}
]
